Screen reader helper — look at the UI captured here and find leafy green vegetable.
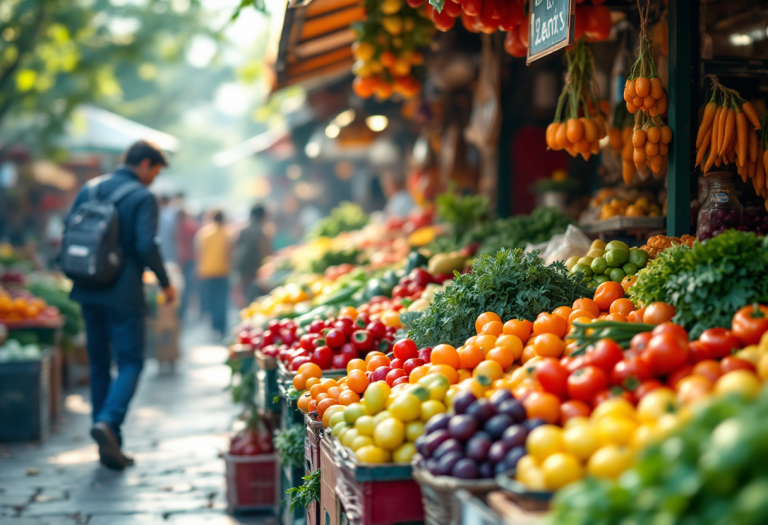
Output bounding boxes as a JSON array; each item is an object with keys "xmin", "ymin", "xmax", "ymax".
[
  {"xmin": 303, "ymin": 247, "xmax": 363, "ymax": 275},
  {"xmin": 305, "ymin": 202, "xmax": 369, "ymax": 240},
  {"xmin": 630, "ymin": 231, "xmax": 768, "ymax": 339},
  {"xmin": 274, "ymin": 425, "xmax": 305, "ymax": 468},
  {"xmin": 435, "ymin": 190, "xmax": 492, "ymax": 231},
  {"xmin": 544, "ymin": 390, "xmax": 768, "ymax": 525},
  {"xmin": 286, "ymin": 469, "xmax": 321, "ymax": 512},
  {"xmin": 26, "ymin": 279, "xmax": 83, "ymax": 337},
  {"xmin": 477, "ymin": 207, "xmax": 574, "ymax": 256},
  {"xmin": 408, "ymin": 249, "xmax": 593, "ymax": 348}
]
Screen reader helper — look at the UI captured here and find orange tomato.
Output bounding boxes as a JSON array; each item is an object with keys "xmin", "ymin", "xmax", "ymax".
[
  {"xmin": 643, "ymin": 302, "xmax": 676, "ymax": 325},
  {"xmin": 459, "ymin": 344, "xmax": 485, "ymax": 369},
  {"xmin": 367, "ymin": 355, "xmax": 391, "ymax": 372},
  {"xmin": 428, "ymin": 364, "xmax": 459, "ymax": 384},
  {"xmin": 24, "ymin": 306, "xmax": 40, "ymax": 318},
  {"xmin": 593, "ymin": 281, "xmax": 625, "ymax": 311},
  {"xmin": 365, "ymin": 351, "xmax": 386, "ymax": 364},
  {"xmin": 381, "ymin": 311, "xmax": 401, "ymax": 328},
  {"xmin": 486, "ymin": 346, "xmax": 515, "ymax": 370},
  {"xmin": 627, "ymin": 308, "xmax": 646, "ymax": 323},
  {"xmin": 552, "ymin": 306, "xmax": 574, "ymax": 321},
  {"xmin": 347, "ymin": 359, "xmax": 367, "ymax": 373},
  {"xmin": 321, "ymin": 378, "xmax": 338, "ymax": 388},
  {"xmin": 298, "ymin": 362, "xmax": 323, "ymax": 378},
  {"xmin": 346, "ymin": 370, "xmax": 369, "ymax": 394},
  {"xmin": 297, "ymin": 392, "xmax": 311, "ymax": 412},
  {"xmin": 495, "ymin": 334, "xmax": 524, "ymax": 361},
  {"xmin": 316, "ymin": 392, "xmax": 329, "ymax": 404},
  {"xmin": 293, "ymin": 373, "xmax": 309, "ymax": 391},
  {"xmin": 559, "ymin": 400, "xmax": 592, "ymax": 423},
  {"xmin": 339, "ymin": 390, "xmax": 361, "ymax": 405},
  {"xmin": 533, "ymin": 313, "xmax": 567, "ymax": 338},
  {"xmin": 523, "ymin": 391, "xmax": 561, "ymax": 424},
  {"xmin": 604, "ymin": 313, "xmax": 628, "ymax": 322},
  {"xmin": 472, "ymin": 360, "xmax": 503, "ymax": 381},
  {"xmin": 533, "ymin": 333, "xmax": 565, "ymax": 358},
  {"xmin": 465, "ymin": 336, "xmax": 478, "ymax": 345},
  {"xmin": 457, "ymin": 368, "xmax": 473, "ymax": 382},
  {"xmin": 621, "ymin": 275, "xmax": 638, "ymax": 292},
  {"xmin": 520, "ymin": 345, "xmax": 537, "ymax": 364},
  {"xmin": 480, "ymin": 321, "xmax": 504, "ymax": 337},
  {"xmin": 339, "ymin": 306, "xmax": 358, "ymax": 319},
  {"xmin": 305, "ymin": 377, "xmax": 321, "ymax": 391},
  {"xmin": 609, "ymin": 298, "xmax": 636, "ymax": 317},
  {"xmin": 431, "ymin": 344, "xmax": 461, "ymax": 369},
  {"xmin": 569, "ymin": 309, "xmax": 596, "ymax": 324},
  {"xmin": 326, "ymin": 386, "xmax": 341, "ymax": 400},
  {"xmin": 572, "ymin": 298, "xmax": 600, "ymax": 318},
  {"xmin": 309, "ymin": 383, "xmax": 329, "ymax": 399},
  {"xmin": 409, "ymin": 365, "xmax": 430, "ymax": 383},
  {"xmin": 503, "ymin": 319, "xmax": 533, "ymax": 341},
  {"xmin": 474, "ymin": 335, "xmax": 498, "ymax": 353},
  {"xmin": 475, "ymin": 312, "xmax": 502, "ymax": 334}
]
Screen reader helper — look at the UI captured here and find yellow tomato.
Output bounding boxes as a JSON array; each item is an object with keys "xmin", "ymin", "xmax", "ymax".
[
  {"xmin": 509, "ymin": 366, "xmax": 533, "ymax": 389},
  {"xmin": 392, "ymin": 442, "xmax": 416, "ymax": 463},
  {"xmin": 355, "ymin": 415, "xmax": 375, "ymax": 436},
  {"xmin": 596, "ymin": 416, "xmax": 637, "ymax": 446},
  {"xmin": 372, "ymin": 410, "xmax": 392, "ymax": 426},
  {"xmin": 342, "ymin": 428, "xmax": 360, "ymax": 448},
  {"xmin": 420, "ymin": 400, "xmax": 446, "ymax": 422},
  {"xmin": 586, "ymin": 445, "xmax": 634, "ymax": 479},
  {"xmin": 350, "ymin": 435, "xmax": 373, "ymax": 451},
  {"xmin": 759, "ymin": 353, "xmax": 768, "ymax": 381},
  {"xmin": 405, "ymin": 421, "xmax": 425, "ymax": 441},
  {"xmin": 563, "ymin": 423, "xmax": 601, "ymax": 461},
  {"xmin": 381, "ymin": 311, "xmax": 402, "ymax": 328},
  {"xmin": 714, "ymin": 370, "xmax": 762, "ymax": 398},
  {"xmin": 388, "ymin": 394, "xmax": 421, "ymax": 422},
  {"xmin": 564, "ymin": 416, "xmax": 591, "ymax": 429},
  {"xmin": 591, "ymin": 398, "xmax": 637, "ymax": 422},
  {"xmin": 526, "ymin": 425, "xmax": 564, "ymax": 462},
  {"xmin": 373, "ymin": 417, "xmax": 405, "ymax": 451},
  {"xmin": 637, "ymin": 388, "xmax": 678, "ymax": 424},
  {"xmin": 356, "ymin": 445, "xmax": 390, "ymax": 464},
  {"xmin": 409, "ymin": 365, "xmax": 430, "ymax": 384},
  {"xmin": 473, "ymin": 360, "xmax": 504, "ymax": 382},
  {"xmin": 734, "ymin": 345, "xmax": 761, "ymax": 365},
  {"xmin": 542, "ymin": 453, "xmax": 584, "ymax": 490},
  {"xmin": 364, "ymin": 382, "xmax": 391, "ymax": 415},
  {"xmin": 630, "ymin": 424, "xmax": 660, "ymax": 450}
]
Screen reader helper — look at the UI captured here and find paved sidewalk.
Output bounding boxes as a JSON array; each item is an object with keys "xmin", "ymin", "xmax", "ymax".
[{"xmin": 0, "ymin": 326, "xmax": 276, "ymax": 525}]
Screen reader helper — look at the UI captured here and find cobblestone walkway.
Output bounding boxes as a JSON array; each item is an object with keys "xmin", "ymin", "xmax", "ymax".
[{"xmin": 0, "ymin": 326, "xmax": 276, "ymax": 525}]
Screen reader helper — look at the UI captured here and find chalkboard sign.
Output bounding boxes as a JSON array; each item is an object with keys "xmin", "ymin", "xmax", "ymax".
[{"xmin": 527, "ymin": 0, "xmax": 575, "ymax": 64}]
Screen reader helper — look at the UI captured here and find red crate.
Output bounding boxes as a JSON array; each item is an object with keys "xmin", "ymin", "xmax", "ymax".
[{"xmin": 223, "ymin": 452, "xmax": 279, "ymax": 514}]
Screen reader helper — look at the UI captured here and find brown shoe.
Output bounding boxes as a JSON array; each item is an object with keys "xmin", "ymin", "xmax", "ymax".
[{"xmin": 91, "ymin": 422, "xmax": 127, "ymax": 471}]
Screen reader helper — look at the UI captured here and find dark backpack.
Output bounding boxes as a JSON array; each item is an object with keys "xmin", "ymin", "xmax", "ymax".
[{"xmin": 60, "ymin": 176, "xmax": 143, "ymax": 287}]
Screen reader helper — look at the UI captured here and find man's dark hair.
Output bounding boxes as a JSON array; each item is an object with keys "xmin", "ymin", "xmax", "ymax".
[
  {"xmin": 212, "ymin": 210, "xmax": 224, "ymax": 224},
  {"xmin": 250, "ymin": 204, "xmax": 266, "ymax": 221},
  {"xmin": 123, "ymin": 140, "xmax": 169, "ymax": 167}
]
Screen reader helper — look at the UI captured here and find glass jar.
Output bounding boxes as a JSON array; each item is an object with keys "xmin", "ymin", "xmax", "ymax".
[{"xmin": 696, "ymin": 173, "xmax": 743, "ymax": 241}]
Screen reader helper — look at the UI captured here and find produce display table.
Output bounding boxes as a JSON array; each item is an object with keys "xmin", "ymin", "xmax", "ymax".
[{"xmin": 223, "ymin": 452, "xmax": 280, "ymax": 515}]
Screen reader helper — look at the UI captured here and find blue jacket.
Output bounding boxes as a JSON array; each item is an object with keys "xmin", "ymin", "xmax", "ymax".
[{"xmin": 65, "ymin": 167, "xmax": 170, "ymax": 314}]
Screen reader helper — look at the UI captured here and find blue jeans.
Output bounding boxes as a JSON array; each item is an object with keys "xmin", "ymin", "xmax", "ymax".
[
  {"xmin": 200, "ymin": 277, "xmax": 228, "ymax": 336},
  {"xmin": 179, "ymin": 261, "xmax": 197, "ymax": 320},
  {"xmin": 82, "ymin": 305, "xmax": 145, "ymax": 445}
]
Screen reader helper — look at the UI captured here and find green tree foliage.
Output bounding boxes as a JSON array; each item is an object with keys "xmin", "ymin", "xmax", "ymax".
[{"xmin": 0, "ymin": 0, "xmax": 208, "ymax": 146}]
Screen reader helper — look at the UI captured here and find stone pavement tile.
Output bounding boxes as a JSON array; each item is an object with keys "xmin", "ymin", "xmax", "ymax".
[
  {"xmin": 0, "ymin": 517, "xmax": 79, "ymax": 525},
  {"xmin": 86, "ymin": 513, "xmax": 167, "ymax": 524},
  {"xmin": 169, "ymin": 510, "xmax": 279, "ymax": 524}
]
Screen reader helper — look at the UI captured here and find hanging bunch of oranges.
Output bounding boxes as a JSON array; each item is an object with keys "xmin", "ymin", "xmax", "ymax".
[
  {"xmin": 351, "ymin": 0, "xmax": 435, "ymax": 101},
  {"xmin": 545, "ymin": 40, "xmax": 608, "ymax": 161}
]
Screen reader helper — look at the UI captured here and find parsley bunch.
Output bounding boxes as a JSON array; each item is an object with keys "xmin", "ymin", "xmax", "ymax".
[
  {"xmin": 286, "ymin": 470, "xmax": 321, "ymax": 512},
  {"xmin": 274, "ymin": 426, "xmax": 305, "ymax": 469},
  {"xmin": 630, "ymin": 230, "xmax": 768, "ymax": 339},
  {"xmin": 408, "ymin": 249, "xmax": 593, "ymax": 348}
]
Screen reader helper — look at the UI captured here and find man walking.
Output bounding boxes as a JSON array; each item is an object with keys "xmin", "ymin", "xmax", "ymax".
[
  {"xmin": 234, "ymin": 204, "xmax": 270, "ymax": 306},
  {"xmin": 63, "ymin": 141, "xmax": 174, "ymax": 470},
  {"xmin": 196, "ymin": 209, "xmax": 231, "ymax": 339}
]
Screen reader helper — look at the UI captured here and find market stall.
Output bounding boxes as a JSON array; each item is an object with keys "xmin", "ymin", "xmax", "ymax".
[{"xmin": 223, "ymin": 0, "xmax": 768, "ymax": 523}]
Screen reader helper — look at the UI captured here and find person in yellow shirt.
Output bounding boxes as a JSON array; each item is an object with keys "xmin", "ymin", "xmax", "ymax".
[{"xmin": 195, "ymin": 210, "xmax": 232, "ymax": 338}]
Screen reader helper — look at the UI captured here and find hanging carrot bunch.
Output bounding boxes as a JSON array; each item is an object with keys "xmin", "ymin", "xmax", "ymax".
[
  {"xmin": 695, "ymin": 76, "xmax": 763, "ymax": 192},
  {"xmin": 545, "ymin": 39, "xmax": 607, "ymax": 160}
]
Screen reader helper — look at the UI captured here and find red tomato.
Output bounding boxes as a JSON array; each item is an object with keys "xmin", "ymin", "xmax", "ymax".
[
  {"xmin": 593, "ymin": 387, "xmax": 636, "ymax": 407},
  {"xmin": 634, "ymin": 379, "xmax": 664, "ymax": 400},
  {"xmin": 586, "ymin": 339, "xmax": 624, "ymax": 372},
  {"xmin": 567, "ymin": 366, "xmax": 608, "ymax": 403},
  {"xmin": 497, "ymin": 0, "xmax": 523, "ymax": 31},
  {"xmin": 666, "ymin": 364, "xmax": 694, "ymax": 389},
  {"xmin": 393, "ymin": 339, "xmax": 418, "ymax": 361},
  {"xmin": 641, "ymin": 333, "xmax": 690, "ymax": 376},
  {"xmin": 688, "ymin": 340, "xmax": 712, "ymax": 363},
  {"xmin": 630, "ymin": 332, "xmax": 653, "ymax": 353},
  {"xmin": 574, "ymin": 5, "xmax": 588, "ymax": 41},
  {"xmin": 534, "ymin": 358, "xmax": 569, "ymax": 398},
  {"xmin": 732, "ymin": 304, "xmax": 768, "ymax": 346},
  {"xmin": 699, "ymin": 328, "xmax": 740, "ymax": 360},
  {"xmin": 720, "ymin": 356, "xmax": 756, "ymax": 373},
  {"xmin": 651, "ymin": 323, "xmax": 689, "ymax": 343},
  {"xmin": 584, "ymin": 4, "xmax": 612, "ymax": 42},
  {"xmin": 611, "ymin": 356, "xmax": 653, "ymax": 389},
  {"xmin": 562, "ymin": 354, "xmax": 588, "ymax": 374},
  {"xmin": 461, "ymin": 0, "xmax": 482, "ymax": 16},
  {"xmin": 559, "ymin": 400, "xmax": 592, "ymax": 424},
  {"xmin": 692, "ymin": 360, "xmax": 722, "ymax": 383},
  {"xmin": 504, "ymin": 27, "xmax": 527, "ymax": 57},
  {"xmin": 431, "ymin": 7, "xmax": 456, "ymax": 31}
]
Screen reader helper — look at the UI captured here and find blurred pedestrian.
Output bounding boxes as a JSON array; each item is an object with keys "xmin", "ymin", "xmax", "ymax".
[
  {"xmin": 62, "ymin": 140, "xmax": 174, "ymax": 470},
  {"xmin": 234, "ymin": 204, "xmax": 270, "ymax": 306},
  {"xmin": 382, "ymin": 169, "xmax": 417, "ymax": 219},
  {"xmin": 196, "ymin": 209, "xmax": 231, "ymax": 338},
  {"xmin": 176, "ymin": 208, "xmax": 199, "ymax": 321},
  {"xmin": 158, "ymin": 195, "xmax": 178, "ymax": 264}
]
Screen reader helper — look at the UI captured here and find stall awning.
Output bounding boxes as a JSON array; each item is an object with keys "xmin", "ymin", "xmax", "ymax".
[{"xmin": 265, "ymin": 0, "xmax": 364, "ymax": 93}]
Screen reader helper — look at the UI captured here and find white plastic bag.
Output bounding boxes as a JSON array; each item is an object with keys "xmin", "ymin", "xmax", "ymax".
[{"xmin": 539, "ymin": 225, "xmax": 592, "ymax": 266}]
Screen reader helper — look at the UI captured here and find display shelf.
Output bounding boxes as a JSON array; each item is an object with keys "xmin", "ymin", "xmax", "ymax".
[{"xmin": 579, "ymin": 216, "xmax": 666, "ymax": 234}]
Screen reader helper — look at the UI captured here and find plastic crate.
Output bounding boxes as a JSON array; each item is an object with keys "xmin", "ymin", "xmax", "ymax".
[
  {"xmin": 457, "ymin": 490, "xmax": 505, "ymax": 525},
  {"xmin": 0, "ymin": 353, "xmax": 51, "ymax": 442},
  {"xmin": 224, "ymin": 452, "xmax": 280, "ymax": 514},
  {"xmin": 331, "ymin": 435, "xmax": 423, "ymax": 525},
  {"xmin": 280, "ymin": 463, "xmax": 307, "ymax": 525}
]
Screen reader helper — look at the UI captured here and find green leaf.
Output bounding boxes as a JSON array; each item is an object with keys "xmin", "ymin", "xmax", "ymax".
[{"xmin": 429, "ymin": 0, "xmax": 445, "ymax": 12}]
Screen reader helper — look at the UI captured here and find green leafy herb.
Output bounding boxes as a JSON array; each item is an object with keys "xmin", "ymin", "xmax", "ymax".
[
  {"xmin": 274, "ymin": 426, "xmax": 305, "ymax": 468},
  {"xmin": 408, "ymin": 248, "xmax": 593, "ymax": 348},
  {"xmin": 286, "ymin": 469, "xmax": 321, "ymax": 512},
  {"xmin": 305, "ymin": 202, "xmax": 369, "ymax": 240},
  {"xmin": 630, "ymin": 231, "xmax": 768, "ymax": 339}
]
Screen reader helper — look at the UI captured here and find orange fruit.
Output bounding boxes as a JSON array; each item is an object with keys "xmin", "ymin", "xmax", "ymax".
[
  {"xmin": 552, "ymin": 306, "xmax": 574, "ymax": 321},
  {"xmin": 338, "ymin": 390, "xmax": 360, "ymax": 405},
  {"xmin": 305, "ymin": 377, "xmax": 321, "ymax": 391},
  {"xmin": 568, "ymin": 309, "xmax": 596, "ymax": 324},
  {"xmin": 486, "ymin": 346, "xmax": 515, "ymax": 370},
  {"xmin": 327, "ymin": 387, "xmax": 341, "ymax": 400},
  {"xmin": 495, "ymin": 334, "xmax": 524, "ymax": 361},
  {"xmin": 609, "ymin": 298, "xmax": 636, "ymax": 318},
  {"xmin": 480, "ymin": 321, "xmax": 504, "ymax": 337},
  {"xmin": 367, "ymin": 355, "xmax": 391, "ymax": 372},
  {"xmin": 298, "ymin": 362, "xmax": 323, "ymax": 378},
  {"xmin": 533, "ymin": 313, "xmax": 567, "ymax": 338},
  {"xmin": 459, "ymin": 344, "xmax": 485, "ymax": 370},
  {"xmin": 431, "ymin": 344, "xmax": 461, "ymax": 369},
  {"xmin": 297, "ymin": 392, "xmax": 311, "ymax": 412},
  {"xmin": 475, "ymin": 312, "xmax": 502, "ymax": 334},
  {"xmin": 474, "ymin": 335, "xmax": 498, "ymax": 353},
  {"xmin": 346, "ymin": 370, "xmax": 369, "ymax": 394},
  {"xmin": 572, "ymin": 298, "xmax": 600, "ymax": 318},
  {"xmin": 503, "ymin": 319, "xmax": 533, "ymax": 341},
  {"xmin": 520, "ymin": 345, "xmax": 537, "ymax": 364},
  {"xmin": 309, "ymin": 383, "xmax": 329, "ymax": 399},
  {"xmin": 428, "ymin": 364, "xmax": 459, "ymax": 384},
  {"xmin": 472, "ymin": 360, "xmax": 504, "ymax": 381},
  {"xmin": 365, "ymin": 351, "xmax": 386, "ymax": 364},
  {"xmin": 523, "ymin": 391, "xmax": 561, "ymax": 424},
  {"xmin": 533, "ymin": 333, "xmax": 565, "ymax": 358},
  {"xmin": 293, "ymin": 373, "xmax": 309, "ymax": 391},
  {"xmin": 593, "ymin": 282, "xmax": 625, "ymax": 311},
  {"xmin": 347, "ymin": 359, "xmax": 367, "ymax": 373}
]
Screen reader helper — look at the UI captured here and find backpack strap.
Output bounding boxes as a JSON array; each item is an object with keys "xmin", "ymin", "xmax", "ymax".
[
  {"xmin": 106, "ymin": 181, "xmax": 144, "ymax": 204},
  {"xmin": 87, "ymin": 174, "xmax": 112, "ymax": 202}
]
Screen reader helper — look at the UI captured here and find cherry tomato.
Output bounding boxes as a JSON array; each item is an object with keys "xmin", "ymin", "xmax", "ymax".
[
  {"xmin": 311, "ymin": 346, "xmax": 333, "ymax": 370},
  {"xmin": 393, "ymin": 339, "xmax": 418, "ymax": 361},
  {"xmin": 699, "ymin": 328, "xmax": 740, "ymax": 360},
  {"xmin": 688, "ymin": 340, "xmax": 712, "ymax": 363},
  {"xmin": 562, "ymin": 355, "xmax": 588, "ymax": 374},
  {"xmin": 534, "ymin": 358, "xmax": 569, "ymax": 398},
  {"xmin": 692, "ymin": 360, "xmax": 722, "ymax": 383},
  {"xmin": 559, "ymin": 400, "xmax": 592, "ymax": 424},
  {"xmin": 567, "ymin": 366, "xmax": 608, "ymax": 403},
  {"xmin": 586, "ymin": 339, "xmax": 624, "ymax": 373},
  {"xmin": 641, "ymin": 333, "xmax": 689, "ymax": 376},
  {"xmin": 731, "ymin": 304, "xmax": 768, "ymax": 346},
  {"xmin": 643, "ymin": 302, "xmax": 676, "ymax": 325},
  {"xmin": 651, "ymin": 323, "xmax": 689, "ymax": 344},
  {"xmin": 584, "ymin": 4, "xmax": 612, "ymax": 42},
  {"xmin": 720, "ymin": 356, "xmax": 756, "ymax": 374},
  {"xmin": 611, "ymin": 356, "xmax": 652, "ymax": 389},
  {"xmin": 634, "ymin": 379, "xmax": 664, "ymax": 400},
  {"xmin": 666, "ymin": 364, "xmax": 693, "ymax": 389},
  {"xmin": 630, "ymin": 332, "xmax": 653, "ymax": 353}
]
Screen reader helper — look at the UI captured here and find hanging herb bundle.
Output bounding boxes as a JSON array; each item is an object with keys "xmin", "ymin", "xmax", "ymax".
[
  {"xmin": 545, "ymin": 39, "xmax": 608, "ymax": 161},
  {"xmin": 695, "ymin": 76, "xmax": 765, "ymax": 199}
]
